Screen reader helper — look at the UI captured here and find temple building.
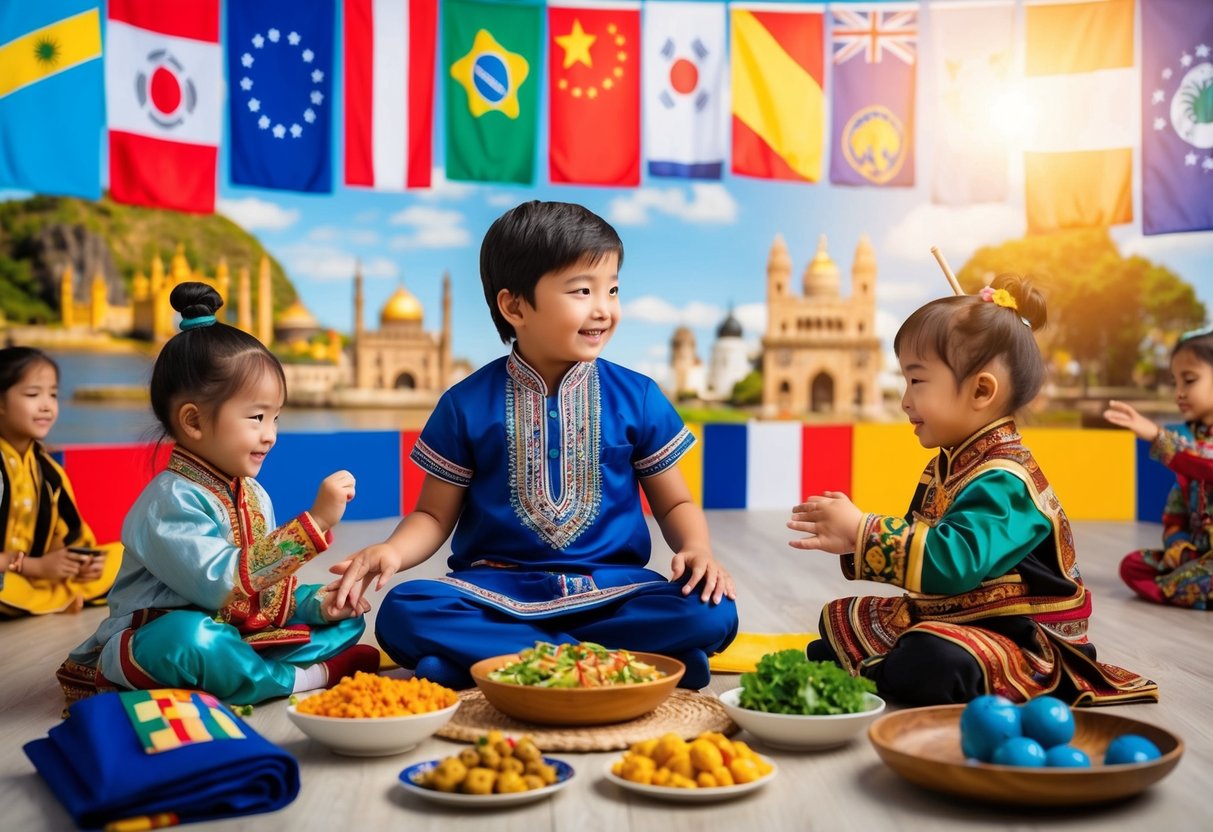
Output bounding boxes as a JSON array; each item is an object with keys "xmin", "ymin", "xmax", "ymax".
[
  {"xmin": 350, "ymin": 263, "xmax": 452, "ymax": 393},
  {"xmin": 761, "ymin": 234, "xmax": 881, "ymax": 417}
]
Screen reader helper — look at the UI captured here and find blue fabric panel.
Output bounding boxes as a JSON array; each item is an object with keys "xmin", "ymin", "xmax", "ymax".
[
  {"xmin": 258, "ymin": 431, "xmax": 400, "ymax": 521},
  {"xmin": 702, "ymin": 423, "xmax": 747, "ymax": 509},
  {"xmin": 1136, "ymin": 436, "xmax": 1172, "ymax": 523}
]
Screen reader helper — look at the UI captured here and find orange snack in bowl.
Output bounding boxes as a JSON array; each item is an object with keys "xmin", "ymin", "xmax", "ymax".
[
  {"xmin": 295, "ymin": 672, "xmax": 458, "ymax": 718},
  {"xmin": 611, "ymin": 731, "xmax": 773, "ymax": 789}
]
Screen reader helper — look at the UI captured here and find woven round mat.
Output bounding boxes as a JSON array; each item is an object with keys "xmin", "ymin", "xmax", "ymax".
[{"xmin": 435, "ymin": 688, "xmax": 738, "ymax": 751}]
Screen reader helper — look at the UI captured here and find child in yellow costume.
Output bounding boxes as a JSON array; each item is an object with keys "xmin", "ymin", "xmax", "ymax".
[{"xmin": 0, "ymin": 347, "xmax": 121, "ymax": 616}]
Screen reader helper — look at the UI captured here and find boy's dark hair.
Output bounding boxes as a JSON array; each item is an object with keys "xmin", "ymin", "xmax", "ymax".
[
  {"xmin": 149, "ymin": 282, "xmax": 286, "ymax": 440},
  {"xmin": 0, "ymin": 346, "xmax": 58, "ymax": 395},
  {"xmin": 894, "ymin": 273, "xmax": 1048, "ymax": 413},
  {"xmin": 479, "ymin": 200, "xmax": 623, "ymax": 343}
]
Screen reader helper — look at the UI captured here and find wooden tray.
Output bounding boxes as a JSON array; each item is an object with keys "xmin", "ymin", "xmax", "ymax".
[{"xmin": 868, "ymin": 705, "xmax": 1183, "ymax": 807}]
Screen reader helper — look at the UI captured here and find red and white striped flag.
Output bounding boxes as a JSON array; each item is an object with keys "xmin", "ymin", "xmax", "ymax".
[
  {"xmin": 344, "ymin": 0, "xmax": 437, "ymax": 190},
  {"xmin": 105, "ymin": 0, "xmax": 222, "ymax": 213}
]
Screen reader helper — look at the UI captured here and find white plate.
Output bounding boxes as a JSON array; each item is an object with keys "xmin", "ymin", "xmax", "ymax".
[
  {"xmin": 602, "ymin": 759, "xmax": 778, "ymax": 803},
  {"xmin": 398, "ymin": 757, "xmax": 574, "ymax": 807}
]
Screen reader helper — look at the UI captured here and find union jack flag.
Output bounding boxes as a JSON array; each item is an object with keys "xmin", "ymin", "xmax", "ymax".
[{"xmin": 832, "ymin": 7, "xmax": 917, "ymax": 65}]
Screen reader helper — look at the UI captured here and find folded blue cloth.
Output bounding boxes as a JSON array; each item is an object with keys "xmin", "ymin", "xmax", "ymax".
[{"xmin": 24, "ymin": 689, "xmax": 299, "ymax": 830}]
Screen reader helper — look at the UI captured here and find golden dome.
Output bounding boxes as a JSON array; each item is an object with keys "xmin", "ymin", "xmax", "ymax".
[
  {"xmin": 803, "ymin": 234, "xmax": 840, "ymax": 298},
  {"xmin": 277, "ymin": 299, "xmax": 318, "ymax": 327},
  {"xmin": 380, "ymin": 284, "xmax": 423, "ymax": 324}
]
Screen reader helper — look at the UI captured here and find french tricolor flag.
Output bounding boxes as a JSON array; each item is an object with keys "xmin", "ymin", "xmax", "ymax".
[
  {"xmin": 343, "ymin": 0, "xmax": 437, "ymax": 190},
  {"xmin": 105, "ymin": 0, "xmax": 222, "ymax": 213}
]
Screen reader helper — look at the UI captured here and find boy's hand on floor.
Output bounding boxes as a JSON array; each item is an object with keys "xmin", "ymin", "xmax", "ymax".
[{"xmin": 788, "ymin": 491, "xmax": 862, "ymax": 555}]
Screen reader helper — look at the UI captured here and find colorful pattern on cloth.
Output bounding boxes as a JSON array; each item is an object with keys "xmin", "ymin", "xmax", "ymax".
[
  {"xmin": 412, "ymin": 438, "xmax": 474, "ymax": 486},
  {"xmin": 505, "ymin": 353, "xmax": 602, "ymax": 550},
  {"xmin": 438, "ymin": 575, "xmax": 663, "ymax": 618},
  {"xmin": 824, "ymin": 417, "xmax": 1158, "ymax": 705},
  {"xmin": 167, "ymin": 448, "xmax": 322, "ymax": 642},
  {"xmin": 635, "ymin": 426, "xmax": 695, "ymax": 478},
  {"xmin": 120, "ymin": 689, "xmax": 246, "ymax": 754}
]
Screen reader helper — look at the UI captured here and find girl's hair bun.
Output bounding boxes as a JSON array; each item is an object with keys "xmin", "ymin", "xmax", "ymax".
[
  {"xmin": 169, "ymin": 281, "xmax": 224, "ymax": 320},
  {"xmin": 990, "ymin": 273, "xmax": 1047, "ymax": 331}
]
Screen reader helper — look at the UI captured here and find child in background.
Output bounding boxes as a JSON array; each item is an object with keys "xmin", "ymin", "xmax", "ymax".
[
  {"xmin": 57, "ymin": 283, "xmax": 378, "ymax": 707},
  {"xmin": 0, "ymin": 347, "xmax": 122, "ymax": 616},
  {"xmin": 330, "ymin": 201, "xmax": 738, "ymax": 690},
  {"xmin": 1104, "ymin": 327, "xmax": 1213, "ymax": 609},
  {"xmin": 789, "ymin": 275, "xmax": 1157, "ymax": 706}
]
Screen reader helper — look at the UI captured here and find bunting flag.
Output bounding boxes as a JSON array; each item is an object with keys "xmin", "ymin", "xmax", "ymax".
[
  {"xmin": 106, "ymin": 0, "xmax": 221, "ymax": 213},
  {"xmin": 344, "ymin": 0, "xmax": 437, "ymax": 191},
  {"xmin": 730, "ymin": 3, "xmax": 825, "ymax": 182},
  {"xmin": 829, "ymin": 3, "xmax": 917, "ymax": 188},
  {"xmin": 929, "ymin": 0, "xmax": 1013, "ymax": 205},
  {"xmin": 548, "ymin": 1, "xmax": 641, "ymax": 186},
  {"xmin": 227, "ymin": 0, "xmax": 334, "ymax": 193},
  {"xmin": 444, "ymin": 0, "xmax": 541, "ymax": 184},
  {"xmin": 1142, "ymin": 0, "xmax": 1213, "ymax": 235},
  {"xmin": 0, "ymin": 3, "xmax": 103, "ymax": 200},
  {"xmin": 643, "ymin": 1, "xmax": 726, "ymax": 179},
  {"xmin": 1023, "ymin": 0, "xmax": 1134, "ymax": 233}
]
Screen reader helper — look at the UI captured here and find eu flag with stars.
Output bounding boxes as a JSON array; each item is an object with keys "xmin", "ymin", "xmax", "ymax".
[
  {"xmin": 227, "ymin": 0, "xmax": 333, "ymax": 193},
  {"xmin": 0, "ymin": 2, "xmax": 102, "ymax": 199}
]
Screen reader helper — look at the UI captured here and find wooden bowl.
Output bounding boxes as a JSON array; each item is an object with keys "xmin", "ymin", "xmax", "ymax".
[
  {"xmin": 469, "ymin": 652, "xmax": 684, "ymax": 726},
  {"xmin": 868, "ymin": 704, "xmax": 1183, "ymax": 806}
]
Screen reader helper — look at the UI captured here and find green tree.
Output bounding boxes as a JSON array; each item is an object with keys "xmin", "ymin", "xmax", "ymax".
[
  {"xmin": 0, "ymin": 256, "xmax": 55, "ymax": 323},
  {"xmin": 730, "ymin": 370, "xmax": 764, "ymax": 407},
  {"xmin": 956, "ymin": 230, "xmax": 1203, "ymax": 390}
]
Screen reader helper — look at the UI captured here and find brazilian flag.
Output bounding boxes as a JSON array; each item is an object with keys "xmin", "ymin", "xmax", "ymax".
[{"xmin": 443, "ymin": 0, "xmax": 541, "ymax": 184}]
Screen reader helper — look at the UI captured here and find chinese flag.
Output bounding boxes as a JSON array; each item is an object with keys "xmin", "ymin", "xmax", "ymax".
[{"xmin": 548, "ymin": 3, "xmax": 640, "ymax": 186}]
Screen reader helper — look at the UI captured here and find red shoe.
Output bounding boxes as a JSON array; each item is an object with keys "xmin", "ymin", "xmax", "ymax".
[{"xmin": 322, "ymin": 645, "xmax": 381, "ymax": 688}]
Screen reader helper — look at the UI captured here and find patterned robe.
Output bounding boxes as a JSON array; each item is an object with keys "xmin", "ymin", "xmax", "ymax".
[{"xmin": 819, "ymin": 417, "xmax": 1158, "ymax": 705}]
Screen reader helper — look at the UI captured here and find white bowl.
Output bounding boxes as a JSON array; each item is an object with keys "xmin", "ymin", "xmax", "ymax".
[
  {"xmin": 718, "ymin": 687, "xmax": 885, "ymax": 751},
  {"xmin": 287, "ymin": 695, "xmax": 459, "ymax": 757}
]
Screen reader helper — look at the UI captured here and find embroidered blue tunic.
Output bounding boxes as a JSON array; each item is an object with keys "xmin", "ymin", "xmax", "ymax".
[{"xmin": 377, "ymin": 352, "xmax": 738, "ymax": 688}]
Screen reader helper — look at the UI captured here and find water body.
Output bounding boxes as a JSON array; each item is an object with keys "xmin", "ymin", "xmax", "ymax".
[{"xmin": 43, "ymin": 350, "xmax": 422, "ymax": 446}]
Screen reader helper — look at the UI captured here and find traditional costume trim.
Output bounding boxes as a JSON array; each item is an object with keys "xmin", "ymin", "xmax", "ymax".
[
  {"xmin": 504, "ymin": 352, "xmax": 602, "ymax": 550},
  {"xmin": 438, "ymin": 575, "xmax": 662, "ymax": 618},
  {"xmin": 411, "ymin": 439, "xmax": 473, "ymax": 487},
  {"xmin": 635, "ymin": 426, "xmax": 695, "ymax": 477}
]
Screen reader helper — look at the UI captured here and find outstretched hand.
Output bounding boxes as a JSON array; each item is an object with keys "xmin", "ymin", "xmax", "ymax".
[
  {"xmin": 1103, "ymin": 400, "xmax": 1161, "ymax": 442},
  {"xmin": 325, "ymin": 542, "xmax": 403, "ymax": 611},
  {"xmin": 787, "ymin": 491, "xmax": 863, "ymax": 555}
]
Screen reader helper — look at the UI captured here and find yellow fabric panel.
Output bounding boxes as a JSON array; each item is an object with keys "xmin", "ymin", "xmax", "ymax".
[
  {"xmin": 1024, "ymin": 0, "xmax": 1133, "ymax": 76},
  {"xmin": 678, "ymin": 423, "xmax": 704, "ymax": 506},
  {"xmin": 709, "ymin": 632, "xmax": 817, "ymax": 674},
  {"xmin": 1020, "ymin": 428, "xmax": 1135, "ymax": 521},
  {"xmin": 851, "ymin": 423, "xmax": 934, "ymax": 517},
  {"xmin": 730, "ymin": 9, "xmax": 824, "ymax": 180},
  {"xmin": 0, "ymin": 9, "xmax": 102, "ymax": 99},
  {"xmin": 1025, "ymin": 148, "xmax": 1132, "ymax": 233}
]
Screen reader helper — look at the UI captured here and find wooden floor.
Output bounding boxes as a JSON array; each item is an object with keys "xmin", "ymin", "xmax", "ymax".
[{"xmin": 2, "ymin": 512, "xmax": 1206, "ymax": 831}]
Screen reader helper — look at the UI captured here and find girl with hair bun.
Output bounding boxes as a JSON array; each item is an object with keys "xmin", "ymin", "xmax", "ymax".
[
  {"xmin": 58, "ymin": 282, "xmax": 379, "ymax": 706},
  {"xmin": 787, "ymin": 274, "xmax": 1158, "ymax": 707}
]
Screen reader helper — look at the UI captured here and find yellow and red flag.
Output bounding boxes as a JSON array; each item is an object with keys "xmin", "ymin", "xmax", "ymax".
[
  {"xmin": 547, "ymin": 1, "xmax": 641, "ymax": 186},
  {"xmin": 730, "ymin": 3, "xmax": 824, "ymax": 182}
]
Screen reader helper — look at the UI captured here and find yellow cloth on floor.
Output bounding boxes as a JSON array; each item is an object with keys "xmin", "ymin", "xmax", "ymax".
[
  {"xmin": 378, "ymin": 647, "xmax": 399, "ymax": 671},
  {"xmin": 709, "ymin": 632, "xmax": 817, "ymax": 673}
]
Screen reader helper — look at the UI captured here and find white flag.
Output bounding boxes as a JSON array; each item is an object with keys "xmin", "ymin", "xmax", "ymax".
[
  {"xmin": 930, "ymin": 0, "xmax": 1014, "ymax": 205},
  {"xmin": 643, "ymin": 1, "xmax": 727, "ymax": 179}
]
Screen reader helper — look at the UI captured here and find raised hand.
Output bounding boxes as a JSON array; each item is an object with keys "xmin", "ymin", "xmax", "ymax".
[
  {"xmin": 311, "ymin": 470, "xmax": 357, "ymax": 532},
  {"xmin": 1102, "ymin": 400, "xmax": 1161, "ymax": 442}
]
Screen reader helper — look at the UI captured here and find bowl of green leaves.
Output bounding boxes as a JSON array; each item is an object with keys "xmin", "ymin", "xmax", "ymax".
[{"xmin": 717, "ymin": 650, "xmax": 885, "ymax": 750}]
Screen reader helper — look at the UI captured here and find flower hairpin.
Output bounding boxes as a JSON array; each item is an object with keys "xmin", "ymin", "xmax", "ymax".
[{"xmin": 979, "ymin": 286, "xmax": 1031, "ymax": 328}]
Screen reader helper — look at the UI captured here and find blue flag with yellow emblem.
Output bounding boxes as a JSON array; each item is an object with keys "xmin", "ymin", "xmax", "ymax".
[
  {"xmin": 0, "ymin": 2, "xmax": 102, "ymax": 199},
  {"xmin": 227, "ymin": 0, "xmax": 334, "ymax": 193},
  {"xmin": 444, "ymin": 0, "xmax": 541, "ymax": 184}
]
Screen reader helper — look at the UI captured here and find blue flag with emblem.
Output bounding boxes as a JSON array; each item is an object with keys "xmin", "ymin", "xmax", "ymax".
[
  {"xmin": 0, "ymin": 2, "xmax": 102, "ymax": 199},
  {"xmin": 1142, "ymin": 0, "xmax": 1213, "ymax": 235},
  {"xmin": 227, "ymin": 0, "xmax": 333, "ymax": 193}
]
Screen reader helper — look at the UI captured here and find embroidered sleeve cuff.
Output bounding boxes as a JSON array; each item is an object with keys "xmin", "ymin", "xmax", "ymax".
[
  {"xmin": 1149, "ymin": 428, "xmax": 1185, "ymax": 466},
  {"xmin": 298, "ymin": 512, "xmax": 330, "ymax": 552},
  {"xmin": 854, "ymin": 513, "xmax": 928, "ymax": 589},
  {"xmin": 410, "ymin": 439, "xmax": 473, "ymax": 487},
  {"xmin": 635, "ymin": 426, "xmax": 695, "ymax": 478}
]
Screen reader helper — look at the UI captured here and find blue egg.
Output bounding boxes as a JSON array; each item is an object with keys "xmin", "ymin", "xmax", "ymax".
[
  {"xmin": 1104, "ymin": 734, "xmax": 1162, "ymax": 765},
  {"xmin": 1045, "ymin": 744, "xmax": 1092, "ymax": 768},
  {"xmin": 992, "ymin": 736, "xmax": 1048, "ymax": 767},
  {"xmin": 1019, "ymin": 695, "xmax": 1075, "ymax": 748},
  {"xmin": 960, "ymin": 695, "xmax": 1022, "ymax": 762}
]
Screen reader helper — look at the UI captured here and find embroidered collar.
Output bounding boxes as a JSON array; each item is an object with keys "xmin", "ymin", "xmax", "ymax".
[
  {"xmin": 0, "ymin": 436, "xmax": 39, "ymax": 466},
  {"xmin": 506, "ymin": 349, "xmax": 593, "ymax": 396},
  {"xmin": 167, "ymin": 446, "xmax": 241, "ymax": 497},
  {"xmin": 937, "ymin": 416, "xmax": 1019, "ymax": 483}
]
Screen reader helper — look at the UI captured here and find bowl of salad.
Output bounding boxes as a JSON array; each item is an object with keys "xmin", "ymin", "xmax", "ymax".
[
  {"xmin": 469, "ymin": 641, "xmax": 685, "ymax": 726},
  {"xmin": 717, "ymin": 650, "xmax": 885, "ymax": 750}
]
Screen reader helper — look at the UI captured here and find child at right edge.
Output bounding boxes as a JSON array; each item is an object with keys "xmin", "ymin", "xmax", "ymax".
[
  {"xmin": 1104, "ymin": 326, "xmax": 1213, "ymax": 610},
  {"xmin": 788, "ymin": 274, "xmax": 1158, "ymax": 707}
]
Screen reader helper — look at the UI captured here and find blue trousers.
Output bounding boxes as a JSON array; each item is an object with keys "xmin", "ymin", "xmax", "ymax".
[{"xmin": 375, "ymin": 576, "xmax": 738, "ymax": 689}]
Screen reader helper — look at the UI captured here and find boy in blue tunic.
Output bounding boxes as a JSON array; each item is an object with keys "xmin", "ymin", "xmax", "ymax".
[{"xmin": 329, "ymin": 201, "xmax": 739, "ymax": 689}]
